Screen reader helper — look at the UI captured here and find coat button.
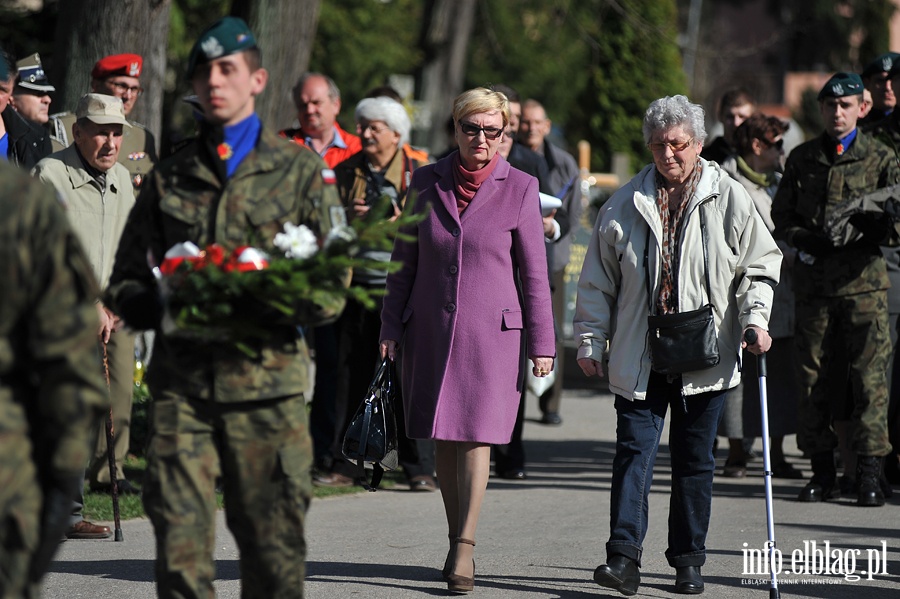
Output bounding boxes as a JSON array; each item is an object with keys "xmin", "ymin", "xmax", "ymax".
[
  {"xmin": 446, "ymin": 302, "xmax": 456, "ymax": 312},
  {"xmin": 449, "ymin": 265, "xmax": 458, "ymax": 274},
  {"xmin": 452, "ymin": 227, "xmax": 461, "ymax": 237}
]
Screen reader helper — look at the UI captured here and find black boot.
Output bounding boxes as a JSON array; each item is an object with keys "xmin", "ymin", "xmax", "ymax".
[
  {"xmin": 798, "ymin": 451, "xmax": 838, "ymax": 502},
  {"xmin": 594, "ymin": 555, "xmax": 640, "ymax": 596},
  {"xmin": 857, "ymin": 455, "xmax": 886, "ymax": 507}
]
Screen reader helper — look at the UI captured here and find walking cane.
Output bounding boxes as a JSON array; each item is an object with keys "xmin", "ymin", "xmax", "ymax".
[
  {"xmin": 102, "ymin": 343, "xmax": 124, "ymax": 542},
  {"xmin": 744, "ymin": 329, "xmax": 779, "ymax": 598}
]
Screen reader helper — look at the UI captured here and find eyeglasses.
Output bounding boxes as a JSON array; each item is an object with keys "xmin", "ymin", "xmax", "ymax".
[
  {"xmin": 107, "ymin": 81, "xmax": 143, "ymax": 97},
  {"xmin": 761, "ymin": 137, "xmax": 784, "ymax": 150},
  {"xmin": 358, "ymin": 123, "xmax": 391, "ymax": 135},
  {"xmin": 458, "ymin": 121, "xmax": 504, "ymax": 140},
  {"xmin": 647, "ymin": 138, "xmax": 694, "ymax": 154}
]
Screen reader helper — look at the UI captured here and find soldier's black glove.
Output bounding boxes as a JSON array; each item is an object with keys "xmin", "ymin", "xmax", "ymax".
[
  {"xmin": 117, "ymin": 287, "xmax": 164, "ymax": 331},
  {"xmin": 791, "ymin": 230, "xmax": 833, "ymax": 257},
  {"xmin": 849, "ymin": 213, "xmax": 891, "ymax": 244}
]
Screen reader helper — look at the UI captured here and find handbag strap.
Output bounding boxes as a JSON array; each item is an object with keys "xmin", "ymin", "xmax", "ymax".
[{"xmin": 645, "ymin": 202, "xmax": 712, "ymax": 315}]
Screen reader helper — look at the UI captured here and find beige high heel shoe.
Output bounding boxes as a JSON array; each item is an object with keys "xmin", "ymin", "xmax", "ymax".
[{"xmin": 447, "ymin": 538, "xmax": 475, "ymax": 593}]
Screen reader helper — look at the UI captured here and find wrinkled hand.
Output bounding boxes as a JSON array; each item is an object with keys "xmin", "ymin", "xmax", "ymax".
[
  {"xmin": 351, "ymin": 197, "xmax": 370, "ymax": 219},
  {"xmin": 742, "ymin": 326, "xmax": 772, "ymax": 355},
  {"xmin": 577, "ymin": 357, "xmax": 604, "ymax": 378},
  {"xmin": 530, "ymin": 356, "xmax": 554, "ymax": 377},
  {"xmin": 542, "ymin": 209, "xmax": 558, "ymax": 238},
  {"xmin": 380, "ymin": 339, "xmax": 398, "ymax": 361},
  {"xmin": 96, "ymin": 304, "xmax": 114, "ymax": 343},
  {"xmin": 792, "ymin": 230, "xmax": 833, "ymax": 257}
]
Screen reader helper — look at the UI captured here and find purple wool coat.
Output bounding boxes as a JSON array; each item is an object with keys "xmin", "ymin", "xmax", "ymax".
[{"xmin": 379, "ymin": 153, "xmax": 555, "ymax": 444}]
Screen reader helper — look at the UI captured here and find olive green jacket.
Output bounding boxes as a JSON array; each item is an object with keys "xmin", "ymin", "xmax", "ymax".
[
  {"xmin": 107, "ymin": 125, "xmax": 346, "ymax": 403},
  {"xmin": 772, "ymin": 131, "xmax": 900, "ymax": 297}
]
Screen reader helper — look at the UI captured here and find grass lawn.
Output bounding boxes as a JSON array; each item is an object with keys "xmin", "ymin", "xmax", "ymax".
[{"xmin": 83, "ymin": 455, "xmax": 401, "ymax": 522}]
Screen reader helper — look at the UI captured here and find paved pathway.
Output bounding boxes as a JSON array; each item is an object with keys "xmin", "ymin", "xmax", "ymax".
[{"xmin": 42, "ymin": 377, "xmax": 900, "ymax": 598}]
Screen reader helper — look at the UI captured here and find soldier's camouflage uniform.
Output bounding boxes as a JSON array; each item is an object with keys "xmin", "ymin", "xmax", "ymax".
[
  {"xmin": 0, "ymin": 163, "xmax": 107, "ymax": 597},
  {"xmin": 772, "ymin": 131, "xmax": 900, "ymax": 457},
  {"xmin": 106, "ymin": 126, "xmax": 346, "ymax": 598}
]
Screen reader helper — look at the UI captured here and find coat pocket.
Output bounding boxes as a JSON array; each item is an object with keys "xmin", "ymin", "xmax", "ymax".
[{"xmin": 501, "ymin": 309, "xmax": 523, "ymax": 330}]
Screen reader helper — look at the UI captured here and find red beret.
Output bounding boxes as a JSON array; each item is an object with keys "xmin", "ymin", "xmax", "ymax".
[{"xmin": 91, "ymin": 54, "xmax": 143, "ymax": 79}]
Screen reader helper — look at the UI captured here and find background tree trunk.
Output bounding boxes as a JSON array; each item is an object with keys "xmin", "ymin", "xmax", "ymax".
[
  {"xmin": 231, "ymin": 0, "xmax": 321, "ymax": 130},
  {"xmin": 51, "ymin": 0, "xmax": 171, "ymax": 153},
  {"xmin": 418, "ymin": 0, "xmax": 477, "ymax": 152}
]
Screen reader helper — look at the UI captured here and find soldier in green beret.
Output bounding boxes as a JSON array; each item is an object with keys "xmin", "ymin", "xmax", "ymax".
[
  {"xmin": 859, "ymin": 52, "xmax": 900, "ymax": 129},
  {"xmin": 772, "ymin": 72, "xmax": 900, "ymax": 507},
  {"xmin": 105, "ymin": 16, "xmax": 347, "ymax": 598},
  {"xmin": 0, "ymin": 161, "xmax": 108, "ymax": 595}
]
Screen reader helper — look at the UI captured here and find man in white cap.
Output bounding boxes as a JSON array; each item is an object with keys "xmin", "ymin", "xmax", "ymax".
[{"xmin": 33, "ymin": 92, "xmax": 137, "ymax": 539}]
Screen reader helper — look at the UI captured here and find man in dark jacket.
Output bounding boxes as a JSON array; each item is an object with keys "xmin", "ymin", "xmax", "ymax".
[{"xmin": 0, "ymin": 50, "xmax": 52, "ymax": 169}]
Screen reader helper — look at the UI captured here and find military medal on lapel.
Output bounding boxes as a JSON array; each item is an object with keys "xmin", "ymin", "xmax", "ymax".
[
  {"xmin": 133, "ymin": 173, "xmax": 143, "ymax": 188},
  {"xmin": 217, "ymin": 142, "xmax": 233, "ymax": 160}
]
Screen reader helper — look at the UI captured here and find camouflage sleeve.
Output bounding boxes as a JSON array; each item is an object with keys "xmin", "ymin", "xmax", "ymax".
[
  {"xmin": 290, "ymin": 155, "xmax": 349, "ymax": 326},
  {"xmin": 25, "ymin": 183, "xmax": 108, "ymax": 478},
  {"xmin": 771, "ymin": 153, "xmax": 804, "ymax": 245},
  {"xmin": 104, "ymin": 170, "xmax": 164, "ymax": 328}
]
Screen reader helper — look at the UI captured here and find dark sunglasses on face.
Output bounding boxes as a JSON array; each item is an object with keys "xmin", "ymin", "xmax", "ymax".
[
  {"xmin": 459, "ymin": 121, "xmax": 504, "ymax": 140},
  {"xmin": 761, "ymin": 137, "xmax": 784, "ymax": 150}
]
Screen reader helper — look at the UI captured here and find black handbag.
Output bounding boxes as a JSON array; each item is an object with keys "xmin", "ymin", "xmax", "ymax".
[
  {"xmin": 341, "ymin": 357, "xmax": 399, "ymax": 490},
  {"xmin": 645, "ymin": 206, "xmax": 720, "ymax": 375}
]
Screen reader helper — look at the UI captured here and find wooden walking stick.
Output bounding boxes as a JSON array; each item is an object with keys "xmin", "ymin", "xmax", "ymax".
[{"xmin": 102, "ymin": 343, "xmax": 124, "ymax": 541}]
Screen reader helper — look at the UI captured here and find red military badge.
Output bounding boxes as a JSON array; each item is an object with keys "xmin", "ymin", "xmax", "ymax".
[
  {"xmin": 321, "ymin": 168, "xmax": 336, "ymax": 184},
  {"xmin": 217, "ymin": 142, "xmax": 233, "ymax": 160}
]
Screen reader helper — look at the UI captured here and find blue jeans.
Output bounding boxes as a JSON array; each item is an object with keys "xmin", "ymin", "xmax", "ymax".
[{"xmin": 607, "ymin": 371, "xmax": 726, "ymax": 568}]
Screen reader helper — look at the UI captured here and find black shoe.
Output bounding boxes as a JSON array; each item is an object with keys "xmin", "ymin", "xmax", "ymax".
[
  {"xmin": 497, "ymin": 469, "xmax": 527, "ymax": 480},
  {"xmin": 797, "ymin": 478, "xmax": 838, "ymax": 502},
  {"xmin": 674, "ymin": 566, "xmax": 704, "ymax": 594},
  {"xmin": 857, "ymin": 455, "xmax": 886, "ymax": 507},
  {"xmin": 540, "ymin": 412, "xmax": 562, "ymax": 425},
  {"xmin": 593, "ymin": 555, "xmax": 640, "ymax": 596}
]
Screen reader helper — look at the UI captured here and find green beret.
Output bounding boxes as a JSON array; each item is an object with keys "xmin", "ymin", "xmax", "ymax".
[
  {"xmin": 818, "ymin": 72, "xmax": 864, "ymax": 101},
  {"xmin": 186, "ymin": 16, "xmax": 257, "ymax": 80},
  {"xmin": 862, "ymin": 52, "xmax": 900, "ymax": 79}
]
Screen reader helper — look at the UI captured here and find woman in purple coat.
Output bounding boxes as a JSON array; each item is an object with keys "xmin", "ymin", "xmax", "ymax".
[{"xmin": 380, "ymin": 87, "xmax": 555, "ymax": 593}]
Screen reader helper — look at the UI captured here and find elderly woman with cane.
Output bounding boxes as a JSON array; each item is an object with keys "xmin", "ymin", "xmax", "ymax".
[
  {"xmin": 574, "ymin": 95, "xmax": 782, "ymax": 595},
  {"xmin": 380, "ymin": 87, "xmax": 555, "ymax": 593}
]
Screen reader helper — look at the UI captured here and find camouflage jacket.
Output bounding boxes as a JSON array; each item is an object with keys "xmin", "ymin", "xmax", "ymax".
[
  {"xmin": 106, "ymin": 125, "xmax": 347, "ymax": 403},
  {"xmin": 0, "ymin": 163, "xmax": 107, "ymax": 476},
  {"xmin": 772, "ymin": 131, "xmax": 900, "ymax": 297}
]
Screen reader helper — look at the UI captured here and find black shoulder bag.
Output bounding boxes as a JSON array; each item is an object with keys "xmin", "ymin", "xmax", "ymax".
[
  {"xmin": 645, "ymin": 206, "xmax": 720, "ymax": 374},
  {"xmin": 341, "ymin": 357, "xmax": 399, "ymax": 491}
]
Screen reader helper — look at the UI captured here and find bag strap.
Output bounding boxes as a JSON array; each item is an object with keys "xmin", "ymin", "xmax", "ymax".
[{"xmin": 645, "ymin": 202, "xmax": 712, "ymax": 315}]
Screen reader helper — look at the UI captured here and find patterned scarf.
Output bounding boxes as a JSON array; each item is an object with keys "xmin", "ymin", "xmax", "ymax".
[{"xmin": 655, "ymin": 160, "xmax": 703, "ymax": 315}]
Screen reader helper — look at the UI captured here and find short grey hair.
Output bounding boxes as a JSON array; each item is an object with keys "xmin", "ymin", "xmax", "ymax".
[
  {"xmin": 642, "ymin": 95, "xmax": 707, "ymax": 144},
  {"xmin": 355, "ymin": 96, "xmax": 410, "ymax": 146},
  {"xmin": 292, "ymin": 72, "xmax": 340, "ymax": 107}
]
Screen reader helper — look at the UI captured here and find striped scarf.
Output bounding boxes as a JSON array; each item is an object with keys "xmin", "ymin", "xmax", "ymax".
[{"xmin": 655, "ymin": 160, "xmax": 703, "ymax": 315}]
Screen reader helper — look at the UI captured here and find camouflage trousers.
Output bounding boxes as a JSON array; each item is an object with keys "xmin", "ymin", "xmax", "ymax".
[
  {"xmin": 144, "ymin": 391, "xmax": 312, "ymax": 599},
  {"xmin": 794, "ymin": 290, "xmax": 892, "ymax": 457},
  {"xmin": 0, "ymin": 428, "xmax": 40, "ymax": 599}
]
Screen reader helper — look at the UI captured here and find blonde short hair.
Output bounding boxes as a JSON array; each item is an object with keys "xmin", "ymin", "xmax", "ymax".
[{"xmin": 452, "ymin": 87, "xmax": 510, "ymax": 128}]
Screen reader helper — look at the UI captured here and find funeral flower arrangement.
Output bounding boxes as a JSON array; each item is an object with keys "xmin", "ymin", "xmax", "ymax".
[{"xmin": 154, "ymin": 205, "xmax": 416, "ymax": 355}]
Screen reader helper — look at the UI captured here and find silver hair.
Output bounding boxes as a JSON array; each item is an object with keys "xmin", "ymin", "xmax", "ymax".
[
  {"xmin": 292, "ymin": 72, "xmax": 340, "ymax": 107},
  {"xmin": 355, "ymin": 96, "xmax": 410, "ymax": 146},
  {"xmin": 642, "ymin": 95, "xmax": 707, "ymax": 144}
]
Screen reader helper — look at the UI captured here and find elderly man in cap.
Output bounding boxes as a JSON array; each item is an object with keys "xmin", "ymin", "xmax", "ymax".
[
  {"xmin": 50, "ymin": 53, "xmax": 157, "ymax": 194},
  {"xmin": 104, "ymin": 16, "xmax": 347, "ymax": 598},
  {"xmin": 33, "ymin": 93, "xmax": 137, "ymax": 538},
  {"xmin": 773, "ymin": 72, "xmax": 900, "ymax": 508},
  {"xmin": 0, "ymin": 50, "xmax": 52, "ymax": 168},
  {"xmin": 859, "ymin": 53, "xmax": 900, "ymax": 129}
]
